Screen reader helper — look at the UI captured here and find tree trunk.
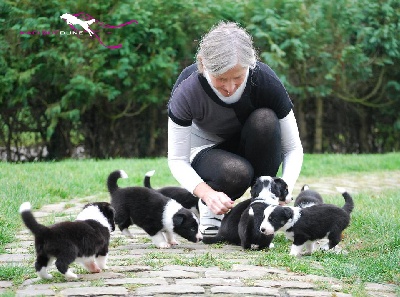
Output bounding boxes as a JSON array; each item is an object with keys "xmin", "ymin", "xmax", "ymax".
[
  {"xmin": 358, "ymin": 108, "xmax": 370, "ymax": 153},
  {"xmin": 148, "ymin": 107, "xmax": 157, "ymax": 155},
  {"xmin": 46, "ymin": 120, "xmax": 72, "ymax": 160},
  {"xmin": 313, "ymin": 97, "xmax": 323, "ymax": 153}
]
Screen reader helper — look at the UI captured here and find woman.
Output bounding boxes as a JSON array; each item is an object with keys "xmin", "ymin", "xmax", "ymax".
[{"xmin": 167, "ymin": 21, "xmax": 303, "ymax": 235}]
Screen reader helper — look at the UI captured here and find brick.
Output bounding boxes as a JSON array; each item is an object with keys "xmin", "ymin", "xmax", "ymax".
[
  {"xmin": 60, "ymin": 286, "xmax": 128, "ymax": 296},
  {"xmin": 254, "ymin": 280, "xmax": 315, "ymax": 289},
  {"xmin": 105, "ymin": 277, "xmax": 168, "ymax": 286},
  {"xmin": 211, "ymin": 286, "xmax": 280, "ymax": 296},
  {"xmin": 287, "ymin": 289, "xmax": 352, "ymax": 297},
  {"xmin": 134, "ymin": 284, "xmax": 205, "ymax": 295},
  {"xmin": 176, "ymin": 277, "xmax": 244, "ymax": 286}
]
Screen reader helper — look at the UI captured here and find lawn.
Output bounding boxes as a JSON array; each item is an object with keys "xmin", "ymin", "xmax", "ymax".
[{"xmin": 0, "ymin": 153, "xmax": 399, "ymax": 291}]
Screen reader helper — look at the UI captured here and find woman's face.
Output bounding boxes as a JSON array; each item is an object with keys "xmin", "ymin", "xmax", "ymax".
[{"xmin": 208, "ymin": 64, "xmax": 248, "ymax": 97}]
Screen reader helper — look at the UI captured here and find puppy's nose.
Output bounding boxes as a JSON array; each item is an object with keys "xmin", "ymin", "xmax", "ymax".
[{"xmin": 260, "ymin": 227, "xmax": 266, "ymax": 233}]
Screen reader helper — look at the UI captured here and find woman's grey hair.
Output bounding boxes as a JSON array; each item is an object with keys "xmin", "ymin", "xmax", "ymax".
[{"xmin": 196, "ymin": 21, "xmax": 257, "ymax": 76}]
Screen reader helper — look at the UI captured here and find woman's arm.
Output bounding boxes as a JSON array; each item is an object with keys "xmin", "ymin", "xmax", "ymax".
[
  {"xmin": 167, "ymin": 119, "xmax": 233, "ymax": 214},
  {"xmin": 279, "ymin": 110, "xmax": 304, "ymax": 197}
]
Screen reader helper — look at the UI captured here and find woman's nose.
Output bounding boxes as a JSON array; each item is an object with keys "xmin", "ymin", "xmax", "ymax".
[{"xmin": 224, "ymin": 80, "xmax": 236, "ymax": 93}]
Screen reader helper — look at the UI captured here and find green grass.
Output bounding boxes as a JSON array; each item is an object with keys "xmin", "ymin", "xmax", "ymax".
[{"xmin": 0, "ymin": 153, "xmax": 399, "ymax": 293}]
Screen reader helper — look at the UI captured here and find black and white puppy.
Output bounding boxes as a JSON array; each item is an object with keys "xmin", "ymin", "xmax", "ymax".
[
  {"xmin": 294, "ymin": 185, "xmax": 324, "ymax": 208},
  {"xmin": 144, "ymin": 170, "xmax": 199, "ymax": 218},
  {"xmin": 19, "ymin": 201, "xmax": 115, "ymax": 280},
  {"xmin": 260, "ymin": 188, "xmax": 354, "ymax": 256},
  {"xmin": 108, "ymin": 170, "xmax": 202, "ymax": 248},
  {"xmin": 203, "ymin": 176, "xmax": 289, "ymax": 250}
]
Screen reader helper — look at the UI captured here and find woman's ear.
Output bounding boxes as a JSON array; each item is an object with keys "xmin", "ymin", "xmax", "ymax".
[{"xmin": 196, "ymin": 56, "xmax": 204, "ymax": 74}]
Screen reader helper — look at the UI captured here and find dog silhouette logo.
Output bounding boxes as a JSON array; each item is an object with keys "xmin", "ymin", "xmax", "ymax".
[
  {"xmin": 60, "ymin": 12, "xmax": 137, "ymax": 49},
  {"xmin": 60, "ymin": 13, "xmax": 96, "ymax": 36}
]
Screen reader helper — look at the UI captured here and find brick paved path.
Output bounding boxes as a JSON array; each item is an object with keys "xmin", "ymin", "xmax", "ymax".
[{"xmin": 1, "ymin": 172, "xmax": 399, "ymax": 296}]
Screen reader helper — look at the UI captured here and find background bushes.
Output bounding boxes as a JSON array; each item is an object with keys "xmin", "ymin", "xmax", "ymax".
[{"xmin": 1, "ymin": 0, "xmax": 399, "ymax": 161}]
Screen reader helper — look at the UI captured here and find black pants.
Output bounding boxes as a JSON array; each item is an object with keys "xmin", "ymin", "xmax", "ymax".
[{"xmin": 191, "ymin": 108, "xmax": 282, "ymax": 200}]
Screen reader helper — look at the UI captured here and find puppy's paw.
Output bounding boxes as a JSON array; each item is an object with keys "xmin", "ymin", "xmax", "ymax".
[
  {"xmin": 269, "ymin": 242, "xmax": 275, "ymax": 249},
  {"xmin": 86, "ymin": 261, "xmax": 101, "ymax": 273},
  {"xmin": 289, "ymin": 244, "xmax": 303, "ymax": 257},
  {"xmin": 38, "ymin": 272, "xmax": 53, "ymax": 280},
  {"xmin": 156, "ymin": 242, "xmax": 171, "ymax": 249},
  {"xmin": 65, "ymin": 269, "xmax": 78, "ymax": 280},
  {"xmin": 122, "ymin": 228, "xmax": 134, "ymax": 238},
  {"xmin": 289, "ymin": 251, "xmax": 301, "ymax": 257},
  {"xmin": 169, "ymin": 239, "xmax": 179, "ymax": 246}
]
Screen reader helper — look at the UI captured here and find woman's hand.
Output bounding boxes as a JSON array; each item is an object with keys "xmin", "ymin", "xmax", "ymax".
[{"xmin": 194, "ymin": 182, "xmax": 234, "ymax": 215}]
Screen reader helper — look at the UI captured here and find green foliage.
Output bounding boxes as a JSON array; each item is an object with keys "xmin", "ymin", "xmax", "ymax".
[{"xmin": 0, "ymin": 0, "xmax": 399, "ymax": 158}]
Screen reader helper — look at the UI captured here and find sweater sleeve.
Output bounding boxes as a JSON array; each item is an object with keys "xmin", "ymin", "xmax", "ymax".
[
  {"xmin": 167, "ymin": 118, "xmax": 204, "ymax": 194},
  {"xmin": 279, "ymin": 110, "xmax": 304, "ymax": 197}
]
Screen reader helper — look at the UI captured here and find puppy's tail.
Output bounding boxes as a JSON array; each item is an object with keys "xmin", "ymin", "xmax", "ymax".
[
  {"xmin": 19, "ymin": 202, "xmax": 48, "ymax": 236},
  {"xmin": 336, "ymin": 187, "xmax": 354, "ymax": 214},
  {"xmin": 301, "ymin": 184, "xmax": 310, "ymax": 191},
  {"xmin": 107, "ymin": 170, "xmax": 128, "ymax": 194},
  {"xmin": 143, "ymin": 170, "xmax": 155, "ymax": 189}
]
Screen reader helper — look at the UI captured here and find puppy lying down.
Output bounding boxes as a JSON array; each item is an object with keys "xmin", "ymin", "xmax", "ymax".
[{"xmin": 202, "ymin": 176, "xmax": 289, "ymax": 250}]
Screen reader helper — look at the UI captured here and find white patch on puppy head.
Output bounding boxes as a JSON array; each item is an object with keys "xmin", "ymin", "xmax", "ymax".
[
  {"xmin": 284, "ymin": 194, "xmax": 293, "ymax": 204},
  {"xmin": 119, "ymin": 170, "xmax": 128, "ymax": 179},
  {"xmin": 254, "ymin": 176, "xmax": 280, "ymax": 205},
  {"xmin": 145, "ymin": 170, "xmax": 155, "ymax": 177},
  {"xmin": 19, "ymin": 202, "xmax": 31, "ymax": 213},
  {"xmin": 162, "ymin": 199, "xmax": 183, "ymax": 232},
  {"xmin": 76, "ymin": 204, "xmax": 113, "ymax": 232},
  {"xmin": 249, "ymin": 207, "xmax": 254, "ymax": 216},
  {"xmin": 259, "ymin": 205, "xmax": 278, "ymax": 235}
]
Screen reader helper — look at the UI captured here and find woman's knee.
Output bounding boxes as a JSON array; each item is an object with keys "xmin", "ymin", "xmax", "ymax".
[
  {"xmin": 214, "ymin": 157, "xmax": 254, "ymax": 199},
  {"xmin": 246, "ymin": 108, "xmax": 279, "ymax": 131},
  {"xmin": 242, "ymin": 108, "xmax": 280, "ymax": 143}
]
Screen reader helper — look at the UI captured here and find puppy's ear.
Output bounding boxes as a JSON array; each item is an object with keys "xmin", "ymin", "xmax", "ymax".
[
  {"xmin": 250, "ymin": 179, "xmax": 262, "ymax": 197},
  {"xmin": 274, "ymin": 178, "xmax": 289, "ymax": 198},
  {"xmin": 283, "ymin": 207, "xmax": 294, "ymax": 220},
  {"xmin": 173, "ymin": 213, "xmax": 185, "ymax": 226}
]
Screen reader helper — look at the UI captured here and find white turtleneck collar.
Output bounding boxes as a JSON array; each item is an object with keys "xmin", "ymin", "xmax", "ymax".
[{"xmin": 203, "ymin": 68, "xmax": 249, "ymax": 104}]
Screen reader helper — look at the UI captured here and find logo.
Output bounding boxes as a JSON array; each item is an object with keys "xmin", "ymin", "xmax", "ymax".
[
  {"xmin": 20, "ymin": 12, "xmax": 138, "ymax": 50},
  {"xmin": 60, "ymin": 13, "xmax": 96, "ymax": 36}
]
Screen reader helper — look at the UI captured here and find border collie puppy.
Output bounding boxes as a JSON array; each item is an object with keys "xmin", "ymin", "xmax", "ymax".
[
  {"xmin": 294, "ymin": 185, "xmax": 324, "ymax": 208},
  {"xmin": 260, "ymin": 188, "xmax": 354, "ymax": 256},
  {"xmin": 108, "ymin": 170, "xmax": 202, "ymax": 248},
  {"xmin": 19, "ymin": 201, "xmax": 115, "ymax": 280},
  {"xmin": 144, "ymin": 170, "xmax": 199, "ymax": 218},
  {"xmin": 202, "ymin": 176, "xmax": 288, "ymax": 249}
]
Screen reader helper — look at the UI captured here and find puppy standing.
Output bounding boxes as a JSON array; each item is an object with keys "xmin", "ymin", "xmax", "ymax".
[
  {"xmin": 108, "ymin": 170, "xmax": 202, "ymax": 248},
  {"xmin": 144, "ymin": 170, "xmax": 199, "ymax": 217},
  {"xmin": 294, "ymin": 184, "xmax": 324, "ymax": 208},
  {"xmin": 260, "ymin": 188, "xmax": 354, "ymax": 256},
  {"xmin": 20, "ymin": 202, "xmax": 115, "ymax": 280},
  {"xmin": 203, "ymin": 176, "xmax": 289, "ymax": 249}
]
